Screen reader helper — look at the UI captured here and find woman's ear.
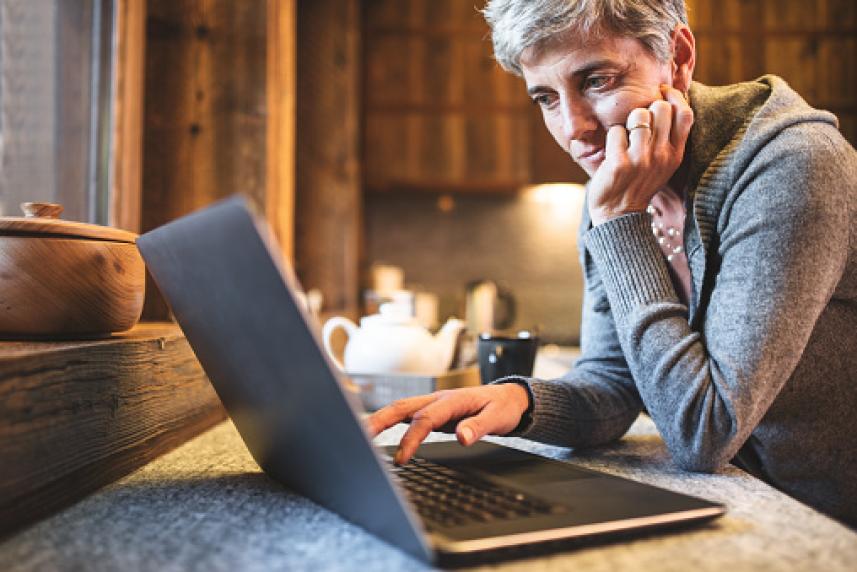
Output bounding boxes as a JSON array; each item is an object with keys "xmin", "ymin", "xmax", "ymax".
[{"xmin": 670, "ymin": 25, "xmax": 696, "ymax": 94}]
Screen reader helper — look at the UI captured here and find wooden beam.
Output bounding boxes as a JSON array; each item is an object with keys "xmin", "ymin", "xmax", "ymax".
[
  {"xmin": 266, "ymin": 0, "xmax": 297, "ymax": 263},
  {"xmin": 110, "ymin": 0, "xmax": 147, "ymax": 233},
  {"xmin": 141, "ymin": 0, "xmax": 296, "ymax": 319},
  {"xmin": 295, "ymin": 0, "xmax": 362, "ymax": 315},
  {"xmin": 0, "ymin": 323, "xmax": 225, "ymax": 539}
]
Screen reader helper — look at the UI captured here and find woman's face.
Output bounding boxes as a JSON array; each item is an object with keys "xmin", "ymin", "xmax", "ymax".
[{"xmin": 521, "ymin": 33, "xmax": 674, "ymax": 176}]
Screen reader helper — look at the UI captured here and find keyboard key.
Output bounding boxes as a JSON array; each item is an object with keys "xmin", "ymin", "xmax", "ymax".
[{"xmin": 388, "ymin": 456, "xmax": 568, "ymax": 528}]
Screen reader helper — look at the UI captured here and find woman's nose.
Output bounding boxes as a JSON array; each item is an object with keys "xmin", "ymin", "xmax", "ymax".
[{"xmin": 560, "ymin": 97, "xmax": 597, "ymax": 142}]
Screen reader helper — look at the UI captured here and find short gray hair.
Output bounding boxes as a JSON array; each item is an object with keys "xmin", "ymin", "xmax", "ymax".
[{"xmin": 483, "ymin": 0, "xmax": 688, "ymax": 76}]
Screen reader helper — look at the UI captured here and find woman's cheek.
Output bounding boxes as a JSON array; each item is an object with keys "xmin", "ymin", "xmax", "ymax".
[
  {"xmin": 593, "ymin": 90, "xmax": 659, "ymax": 126},
  {"xmin": 541, "ymin": 109, "xmax": 570, "ymax": 154}
]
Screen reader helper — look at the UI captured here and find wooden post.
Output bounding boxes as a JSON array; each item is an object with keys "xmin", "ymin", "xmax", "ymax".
[
  {"xmin": 266, "ymin": 0, "xmax": 297, "ymax": 263},
  {"xmin": 110, "ymin": 0, "xmax": 147, "ymax": 233},
  {"xmin": 294, "ymin": 0, "xmax": 362, "ymax": 316},
  {"xmin": 141, "ymin": 0, "xmax": 296, "ymax": 319}
]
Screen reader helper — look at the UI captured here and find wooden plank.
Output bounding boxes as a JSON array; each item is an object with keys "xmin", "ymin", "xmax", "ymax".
[
  {"xmin": 695, "ymin": 36, "xmax": 744, "ymax": 87},
  {"xmin": 464, "ymin": 115, "xmax": 499, "ymax": 180},
  {"xmin": 295, "ymin": 0, "xmax": 362, "ymax": 315},
  {"xmin": 692, "ymin": 29, "xmax": 857, "ymax": 37},
  {"xmin": 364, "ymin": 35, "xmax": 413, "ymax": 107},
  {"xmin": 764, "ymin": 38, "xmax": 821, "ymax": 102},
  {"xmin": 839, "ymin": 113, "xmax": 857, "ymax": 148},
  {"xmin": 817, "ymin": 37, "xmax": 857, "ymax": 109},
  {"xmin": 686, "ymin": 0, "xmax": 742, "ymax": 31},
  {"xmin": 141, "ymin": 0, "xmax": 270, "ymax": 320},
  {"xmin": 364, "ymin": 0, "xmax": 412, "ymax": 29},
  {"xmin": 266, "ymin": 0, "xmax": 297, "ymax": 263},
  {"xmin": 823, "ymin": 0, "xmax": 857, "ymax": 29},
  {"xmin": 763, "ymin": 0, "xmax": 822, "ymax": 30},
  {"xmin": 422, "ymin": 35, "xmax": 456, "ymax": 105},
  {"xmin": 363, "ymin": 112, "xmax": 410, "ymax": 188},
  {"xmin": 738, "ymin": 0, "xmax": 766, "ymax": 80},
  {"xmin": 0, "ymin": 323, "xmax": 226, "ymax": 539},
  {"xmin": 109, "ymin": 0, "xmax": 146, "ymax": 233}
]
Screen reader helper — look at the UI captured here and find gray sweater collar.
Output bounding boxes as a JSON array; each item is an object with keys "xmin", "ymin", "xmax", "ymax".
[{"xmin": 683, "ymin": 76, "xmax": 838, "ymax": 320}]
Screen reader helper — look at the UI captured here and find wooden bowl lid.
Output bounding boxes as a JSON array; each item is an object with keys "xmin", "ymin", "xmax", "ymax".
[{"xmin": 0, "ymin": 202, "xmax": 137, "ymax": 243}]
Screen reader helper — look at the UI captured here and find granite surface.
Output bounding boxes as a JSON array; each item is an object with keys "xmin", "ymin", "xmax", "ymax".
[{"xmin": 0, "ymin": 414, "xmax": 855, "ymax": 572}]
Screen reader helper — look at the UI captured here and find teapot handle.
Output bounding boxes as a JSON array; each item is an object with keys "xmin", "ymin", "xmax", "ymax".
[{"xmin": 322, "ymin": 316, "xmax": 358, "ymax": 371}]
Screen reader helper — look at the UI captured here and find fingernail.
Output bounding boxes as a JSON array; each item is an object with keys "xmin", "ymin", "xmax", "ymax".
[
  {"xmin": 460, "ymin": 426, "xmax": 475, "ymax": 445},
  {"xmin": 393, "ymin": 448, "xmax": 404, "ymax": 465}
]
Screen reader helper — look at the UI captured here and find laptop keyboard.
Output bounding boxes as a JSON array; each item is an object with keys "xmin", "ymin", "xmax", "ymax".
[{"xmin": 387, "ymin": 455, "xmax": 568, "ymax": 529}]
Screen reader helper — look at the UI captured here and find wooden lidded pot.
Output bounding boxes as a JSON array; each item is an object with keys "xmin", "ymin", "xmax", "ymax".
[{"xmin": 0, "ymin": 202, "xmax": 145, "ymax": 337}]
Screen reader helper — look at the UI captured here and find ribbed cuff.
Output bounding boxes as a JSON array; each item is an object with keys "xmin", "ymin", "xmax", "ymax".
[{"xmin": 583, "ymin": 212, "xmax": 678, "ymax": 317}]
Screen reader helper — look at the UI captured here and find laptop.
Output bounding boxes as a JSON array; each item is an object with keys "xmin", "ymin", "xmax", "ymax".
[{"xmin": 137, "ymin": 195, "xmax": 725, "ymax": 564}]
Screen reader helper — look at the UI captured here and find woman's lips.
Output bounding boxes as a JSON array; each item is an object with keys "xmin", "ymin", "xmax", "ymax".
[{"xmin": 577, "ymin": 147, "xmax": 604, "ymax": 165}]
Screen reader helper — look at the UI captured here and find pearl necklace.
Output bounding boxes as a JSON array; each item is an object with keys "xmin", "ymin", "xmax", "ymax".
[{"xmin": 647, "ymin": 204, "xmax": 684, "ymax": 262}]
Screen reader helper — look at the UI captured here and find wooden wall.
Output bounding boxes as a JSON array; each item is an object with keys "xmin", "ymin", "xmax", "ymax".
[
  {"xmin": 687, "ymin": 0, "xmax": 857, "ymax": 146},
  {"xmin": 362, "ymin": 0, "xmax": 857, "ymax": 196},
  {"xmin": 362, "ymin": 0, "xmax": 578, "ymax": 193},
  {"xmin": 294, "ymin": 0, "xmax": 362, "ymax": 317},
  {"xmin": 142, "ymin": 0, "xmax": 295, "ymax": 319},
  {"xmin": 110, "ymin": 0, "xmax": 147, "ymax": 233}
]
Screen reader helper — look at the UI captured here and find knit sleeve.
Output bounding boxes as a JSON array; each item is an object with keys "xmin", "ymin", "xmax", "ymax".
[
  {"xmin": 581, "ymin": 122, "xmax": 853, "ymax": 472},
  {"xmin": 509, "ymin": 206, "xmax": 643, "ymax": 447}
]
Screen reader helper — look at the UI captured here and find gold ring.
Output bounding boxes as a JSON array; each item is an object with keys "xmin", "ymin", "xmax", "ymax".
[{"xmin": 629, "ymin": 123, "xmax": 652, "ymax": 131}]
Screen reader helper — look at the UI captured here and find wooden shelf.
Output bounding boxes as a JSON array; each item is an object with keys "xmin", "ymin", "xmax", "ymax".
[{"xmin": 0, "ymin": 323, "xmax": 226, "ymax": 539}]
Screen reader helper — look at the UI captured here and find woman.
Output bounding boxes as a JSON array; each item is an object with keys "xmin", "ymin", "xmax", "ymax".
[{"xmin": 369, "ymin": 0, "xmax": 857, "ymax": 526}]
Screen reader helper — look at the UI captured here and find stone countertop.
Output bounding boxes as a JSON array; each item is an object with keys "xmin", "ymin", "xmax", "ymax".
[{"xmin": 0, "ymin": 414, "xmax": 855, "ymax": 572}]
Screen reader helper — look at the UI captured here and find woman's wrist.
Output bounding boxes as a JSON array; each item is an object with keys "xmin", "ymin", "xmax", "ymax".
[
  {"xmin": 590, "ymin": 204, "xmax": 648, "ymax": 226},
  {"xmin": 498, "ymin": 378, "xmax": 535, "ymax": 434}
]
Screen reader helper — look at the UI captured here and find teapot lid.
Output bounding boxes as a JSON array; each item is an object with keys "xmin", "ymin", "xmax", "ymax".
[{"xmin": 360, "ymin": 301, "xmax": 418, "ymax": 327}]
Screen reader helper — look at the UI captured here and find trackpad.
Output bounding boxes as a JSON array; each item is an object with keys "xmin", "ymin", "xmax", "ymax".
[
  {"xmin": 478, "ymin": 459, "xmax": 596, "ymax": 485},
  {"xmin": 416, "ymin": 441, "xmax": 597, "ymax": 485}
]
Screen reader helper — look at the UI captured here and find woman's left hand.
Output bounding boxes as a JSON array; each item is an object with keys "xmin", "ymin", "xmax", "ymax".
[{"xmin": 587, "ymin": 85, "xmax": 694, "ymax": 226}]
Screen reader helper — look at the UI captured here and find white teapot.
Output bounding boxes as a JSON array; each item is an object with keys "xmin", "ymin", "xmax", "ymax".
[{"xmin": 322, "ymin": 303, "xmax": 465, "ymax": 376}]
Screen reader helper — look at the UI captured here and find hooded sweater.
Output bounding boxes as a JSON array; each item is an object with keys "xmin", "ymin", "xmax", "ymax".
[{"xmin": 511, "ymin": 76, "xmax": 857, "ymax": 526}]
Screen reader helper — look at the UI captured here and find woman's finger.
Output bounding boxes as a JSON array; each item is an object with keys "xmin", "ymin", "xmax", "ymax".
[
  {"xmin": 604, "ymin": 123, "xmax": 629, "ymax": 164},
  {"xmin": 649, "ymin": 99, "xmax": 673, "ymax": 152},
  {"xmin": 625, "ymin": 108, "xmax": 653, "ymax": 161},
  {"xmin": 455, "ymin": 399, "xmax": 520, "ymax": 446},
  {"xmin": 661, "ymin": 85, "xmax": 694, "ymax": 149},
  {"xmin": 366, "ymin": 393, "xmax": 439, "ymax": 436},
  {"xmin": 394, "ymin": 390, "xmax": 484, "ymax": 464}
]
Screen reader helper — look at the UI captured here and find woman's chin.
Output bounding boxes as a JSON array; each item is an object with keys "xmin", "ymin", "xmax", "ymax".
[{"xmin": 577, "ymin": 151, "xmax": 605, "ymax": 176}]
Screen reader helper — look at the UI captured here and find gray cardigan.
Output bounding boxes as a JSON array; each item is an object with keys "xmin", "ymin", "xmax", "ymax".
[{"xmin": 514, "ymin": 76, "xmax": 857, "ymax": 526}]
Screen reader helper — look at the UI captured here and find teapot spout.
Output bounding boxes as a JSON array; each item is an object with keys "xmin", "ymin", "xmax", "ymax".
[{"xmin": 433, "ymin": 318, "xmax": 466, "ymax": 372}]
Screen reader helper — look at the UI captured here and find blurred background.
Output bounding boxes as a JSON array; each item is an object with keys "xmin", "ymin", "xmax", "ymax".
[{"xmin": 1, "ymin": 0, "xmax": 854, "ymax": 344}]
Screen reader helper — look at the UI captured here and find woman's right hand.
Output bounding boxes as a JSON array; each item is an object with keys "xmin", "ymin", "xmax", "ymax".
[{"xmin": 366, "ymin": 383, "xmax": 531, "ymax": 465}]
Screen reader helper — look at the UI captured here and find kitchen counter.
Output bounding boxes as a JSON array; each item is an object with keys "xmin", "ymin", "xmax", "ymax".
[{"xmin": 1, "ymin": 409, "xmax": 854, "ymax": 571}]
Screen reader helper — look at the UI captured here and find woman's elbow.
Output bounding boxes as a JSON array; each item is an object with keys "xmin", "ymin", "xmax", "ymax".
[
  {"xmin": 671, "ymin": 453, "xmax": 726, "ymax": 473},
  {"xmin": 665, "ymin": 439, "xmax": 736, "ymax": 473}
]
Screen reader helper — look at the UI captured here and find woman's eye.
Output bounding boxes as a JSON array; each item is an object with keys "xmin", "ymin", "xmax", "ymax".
[
  {"xmin": 532, "ymin": 94, "xmax": 557, "ymax": 108},
  {"xmin": 584, "ymin": 76, "xmax": 612, "ymax": 91}
]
